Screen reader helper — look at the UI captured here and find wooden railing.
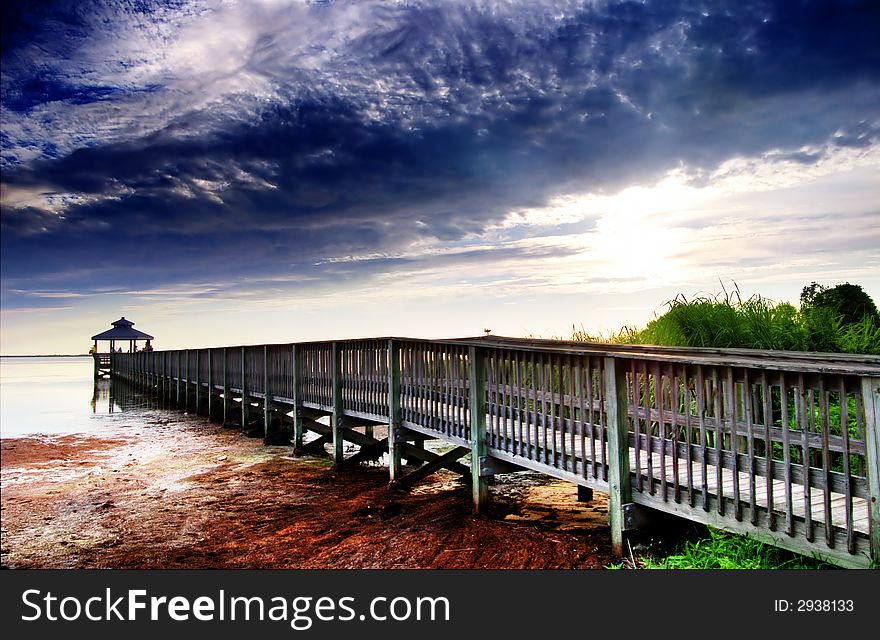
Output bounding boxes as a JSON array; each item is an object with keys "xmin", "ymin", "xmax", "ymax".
[{"xmin": 111, "ymin": 336, "xmax": 880, "ymax": 568}]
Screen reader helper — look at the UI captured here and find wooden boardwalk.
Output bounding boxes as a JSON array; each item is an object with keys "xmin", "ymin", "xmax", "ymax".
[
  {"xmin": 483, "ymin": 424, "xmax": 870, "ymax": 536},
  {"xmin": 112, "ymin": 336, "xmax": 880, "ymax": 568}
]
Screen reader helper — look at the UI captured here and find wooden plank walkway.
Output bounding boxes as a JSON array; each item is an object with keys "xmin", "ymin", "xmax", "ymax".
[{"xmin": 481, "ymin": 414, "xmax": 871, "ymax": 534}]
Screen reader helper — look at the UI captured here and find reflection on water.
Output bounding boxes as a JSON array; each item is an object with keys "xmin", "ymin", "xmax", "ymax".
[{"xmin": 0, "ymin": 356, "xmax": 168, "ymax": 437}]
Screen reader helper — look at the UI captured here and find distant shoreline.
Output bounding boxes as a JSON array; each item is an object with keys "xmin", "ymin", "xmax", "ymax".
[{"xmin": 0, "ymin": 354, "xmax": 89, "ymax": 358}]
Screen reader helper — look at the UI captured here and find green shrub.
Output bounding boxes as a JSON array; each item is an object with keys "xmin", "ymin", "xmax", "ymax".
[{"xmin": 801, "ymin": 282, "xmax": 879, "ymax": 325}]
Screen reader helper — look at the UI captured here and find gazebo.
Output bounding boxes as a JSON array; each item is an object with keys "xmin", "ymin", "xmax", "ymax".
[
  {"xmin": 91, "ymin": 317, "xmax": 154, "ymax": 380},
  {"xmin": 91, "ymin": 317, "xmax": 154, "ymax": 354}
]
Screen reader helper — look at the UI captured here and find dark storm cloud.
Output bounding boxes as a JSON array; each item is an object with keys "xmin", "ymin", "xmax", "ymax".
[{"xmin": 2, "ymin": 0, "xmax": 879, "ymax": 302}]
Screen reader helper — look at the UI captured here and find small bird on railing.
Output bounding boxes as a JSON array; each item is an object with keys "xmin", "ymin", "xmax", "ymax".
[{"xmin": 483, "ymin": 328, "xmax": 492, "ymax": 336}]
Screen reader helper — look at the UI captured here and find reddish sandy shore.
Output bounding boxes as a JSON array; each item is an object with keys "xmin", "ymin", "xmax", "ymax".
[{"xmin": 1, "ymin": 415, "xmax": 614, "ymax": 569}]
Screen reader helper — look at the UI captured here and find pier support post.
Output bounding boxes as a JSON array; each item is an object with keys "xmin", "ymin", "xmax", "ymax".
[
  {"xmin": 292, "ymin": 344, "xmax": 303, "ymax": 449},
  {"xmin": 331, "ymin": 342, "xmax": 345, "ymax": 465},
  {"xmin": 388, "ymin": 339, "xmax": 403, "ymax": 481},
  {"xmin": 468, "ymin": 346, "xmax": 489, "ymax": 512},
  {"xmin": 861, "ymin": 377, "xmax": 880, "ymax": 564},
  {"xmin": 222, "ymin": 347, "xmax": 230, "ymax": 426},
  {"xmin": 176, "ymin": 351, "xmax": 181, "ymax": 407},
  {"xmin": 195, "ymin": 349, "xmax": 202, "ymax": 415},
  {"xmin": 207, "ymin": 349, "xmax": 214, "ymax": 421},
  {"xmin": 263, "ymin": 345, "xmax": 285, "ymax": 444},
  {"xmin": 263, "ymin": 345, "xmax": 271, "ymax": 440},
  {"xmin": 605, "ymin": 356, "xmax": 632, "ymax": 557},
  {"xmin": 241, "ymin": 346, "xmax": 249, "ymax": 430},
  {"xmin": 184, "ymin": 349, "xmax": 190, "ymax": 412}
]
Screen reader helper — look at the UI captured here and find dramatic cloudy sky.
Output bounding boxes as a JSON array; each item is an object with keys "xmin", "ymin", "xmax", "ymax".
[{"xmin": 1, "ymin": 0, "xmax": 878, "ymax": 353}]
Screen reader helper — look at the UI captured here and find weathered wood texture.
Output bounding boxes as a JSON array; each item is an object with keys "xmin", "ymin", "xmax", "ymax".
[{"xmin": 114, "ymin": 335, "xmax": 880, "ymax": 567}]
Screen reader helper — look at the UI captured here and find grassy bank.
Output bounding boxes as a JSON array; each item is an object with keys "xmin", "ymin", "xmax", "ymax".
[
  {"xmin": 587, "ymin": 283, "xmax": 878, "ymax": 569},
  {"xmin": 578, "ymin": 287, "xmax": 879, "ymax": 355}
]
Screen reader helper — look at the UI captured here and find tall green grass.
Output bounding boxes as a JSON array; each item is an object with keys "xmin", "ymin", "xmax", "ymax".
[
  {"xmin": 585, "ymin": 288, "xmax": 879, "ymax": 355},
  {"xmin": 637, "ymin": 529, "xmax": 833, "ymax": 570},
  {"xmin": 588, "ymin": 284, "xmax": 877, "ymax": 569}
]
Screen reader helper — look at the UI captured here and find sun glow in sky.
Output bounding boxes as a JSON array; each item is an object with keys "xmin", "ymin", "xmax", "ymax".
[{"xmin": 1, "ymin": 0, "xmax": 879, "ymax": 354}]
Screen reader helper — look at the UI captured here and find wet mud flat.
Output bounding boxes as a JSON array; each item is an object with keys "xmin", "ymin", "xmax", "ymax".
[{"xmin": 1, "ymin": 414, "xmax": 614, "ymax": 569}]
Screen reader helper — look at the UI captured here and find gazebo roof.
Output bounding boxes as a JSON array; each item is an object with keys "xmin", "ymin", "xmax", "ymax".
[{"xmin": 91, "ymin": 317, "xmax": 154, "ymax": 341}]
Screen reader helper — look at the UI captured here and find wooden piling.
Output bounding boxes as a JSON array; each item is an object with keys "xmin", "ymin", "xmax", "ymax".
[
  {"xmin": 222, "ymin": 347, "xmax": 230, "ymax": 426},
  {"xmin": 605, "ymin": 356, "xmax": 632, "ymax": 557},
  {"xmin": 207, "ymin": 349, "xmax": 214, "ymax": 421},
  {"xmin": 263, "ymin": 345, "xmax": 271, "ymax": 441},
  {"xmin": 184, "ymin": 349, "xmax": 189, "ymax": 412},
  {"xmin": 292, "ymin": 344, "xmax": 303, "ymax": 449},
  {"xmin": 861, "ymin": 377, "xmax": 880, "ymax": 563},
  {"xmin": 468, "ymin": 346, "xmax": 489, "ymax": 512},
  {"xmin": 388, "ymin": 339, "xmax": 403, "ymax": 481},
  {"xmin": 331, "ymin": 342, "xmax": 344, "ymax": 465},
  {"xmin": 241, "ymin": 346, "xmax": 249, "ymax": 430}
]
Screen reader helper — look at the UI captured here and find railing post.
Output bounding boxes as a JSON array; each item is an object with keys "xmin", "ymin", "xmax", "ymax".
[
  {"xmin": 861, "ymin": 377, "xmax": 880, "ymax": 564},
  {"xmin": 264, "ymin": 345, "xmax": 282, "ymax": 444},
  {"xmin": 162, "ymin": 352, "xmax": 167, "ymax": 403},
  {"xmin": 263, "ymin": 345, "xmax": 270, "ymax": 438},
  {"xmin": 468, "ymin": 345, "xmax": 489, "ymax": 512},
  {"xmin": 195, "ymin": 349, "xmax": 201, "ymax": 415},
  {"xmin": 292, "ymin": 344, "xmax": 303, "ymax": 449},
  {"xmin": 207, "ymin": 349, "xmax": 214, "ymax": 421},
  {"xmin": 222, "ymin": 347, "xmax": 229, "ymax": 426},
  {"xmin": 185, "ymin": 348, "xmax": 191, "ymax": 411},
  {"xmin": 331, "ymin": 342, "xmax": 345, "ymax": 465},
  {"xmin": 241, "ymin": 346, "xmax": 249, "ymax": 430},
  {"xmin": 169, "ymin": 352, "xmax": 173, "ymax": 405},
  {"xmin": 605, "ymin": 356, "xmax": 632, "ymax": 557},
  {"xmin": 388, "ymin": 339, "xmax": 403, "ymax": 481}
]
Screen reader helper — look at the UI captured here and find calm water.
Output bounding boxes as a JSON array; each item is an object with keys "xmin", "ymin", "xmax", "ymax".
[{"xmin": 0, "ymin": 356, "xmax": 150, "ymax": 437}]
